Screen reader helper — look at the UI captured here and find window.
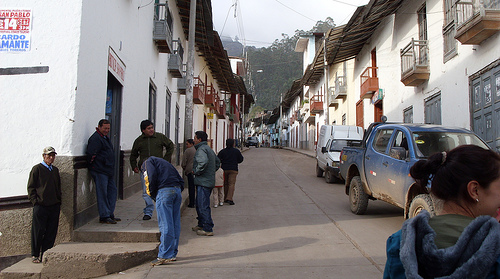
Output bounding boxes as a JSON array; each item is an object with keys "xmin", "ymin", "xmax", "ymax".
[
  {"xmin": 425, "ymin": 93, "xmax": 442, "ymax": 124},
  {"xmin": 165, "ymin": 88, "xmax": 171, "ymax": 137},
  {"xmin": 390, "ymin": 130, "xmax": 409, "ymax": 160},
  {"xmin": 372, "ymin": 129, "xmax": 394, "ymax": 153},
  {"xmin": 342, "ymin": 113, "xmax": 346, "ymax": 125},
  {"xmin": 443, "ymin": 0, "xmax": 457, "ymax": 62},
  {"xmin": 149, "ymin": 82, "xmax": 157, "ymax": 128},
  {"xmin": 403, "ymin": 106, "xmax": 413, "ymax": 123}
]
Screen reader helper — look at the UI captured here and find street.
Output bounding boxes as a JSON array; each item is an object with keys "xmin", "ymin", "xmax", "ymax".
[{"xmin": 102, "ymin": 148, "xmax": 405, "ymax": 278}]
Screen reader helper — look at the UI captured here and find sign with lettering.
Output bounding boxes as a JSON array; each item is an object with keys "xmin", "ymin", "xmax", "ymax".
[
  {"xmin": 0, "ymin": 8, "xmax": 32, "ymax": 52},
  {"xmin": 108, "ymin": 47, "xmax": 125, "ymax": 84}
]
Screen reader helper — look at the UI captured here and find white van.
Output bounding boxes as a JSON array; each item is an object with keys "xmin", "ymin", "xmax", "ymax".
[{"xmin": 316, "ymin": 125, "xmax": 364, "ymax": 183}]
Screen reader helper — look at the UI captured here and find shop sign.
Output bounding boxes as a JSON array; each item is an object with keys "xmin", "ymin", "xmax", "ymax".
[{"xmin": 108, "ymin": 47, "xmax": 125, "ymax": 84}]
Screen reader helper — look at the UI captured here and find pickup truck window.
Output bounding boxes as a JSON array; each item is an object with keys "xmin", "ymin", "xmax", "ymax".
[
  {"xmin": 329, "ymin": 140, "xmax": 352, "ymax": 152},
  {"xmin": 372, "ymin": 129, "xmax": 394, "ymax": 153},
  {"xmin": 413, "ymin": 132, "xmax": 489, "ymax": 158}
]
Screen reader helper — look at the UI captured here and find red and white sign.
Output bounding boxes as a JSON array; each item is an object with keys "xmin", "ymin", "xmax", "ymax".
[
  {"xmin": 108, "ymin": 47, "xmax": 126, "ymax": 84},
  {"xmin": 0, "ymin": 8, "xmax": 32, "ymax": 52}
]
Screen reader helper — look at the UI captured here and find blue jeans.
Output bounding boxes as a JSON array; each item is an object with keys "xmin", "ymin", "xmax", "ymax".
[
  {"xmin": 141, "ymin": 171, "xmax": 155, "ymax": 217},
  {"xmin": 195, "ymin": 186, "xmax": 214, "ymax": 232},
  {"xmin": 90, "ymin": 171, "xmax": 117, "ymax": 219},
  {"xmin": 156, "ymin": 187, "xmax": 182, "ymax": 259}
]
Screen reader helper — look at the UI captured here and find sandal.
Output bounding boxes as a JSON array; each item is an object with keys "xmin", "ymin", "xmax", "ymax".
[{"xmin": 32, "ymin": 256, "xmax": 41, "ymax": 263}]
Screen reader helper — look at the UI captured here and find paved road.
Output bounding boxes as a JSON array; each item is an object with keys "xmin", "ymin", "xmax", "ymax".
[{"xmin": 101, "ymin": 148, "xmax": 405, "ymax": 278}]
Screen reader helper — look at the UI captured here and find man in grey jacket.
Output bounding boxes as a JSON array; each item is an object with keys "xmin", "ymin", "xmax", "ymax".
[{"xmin": 191, "ymin": 131, "xmax": 220, "ymax": 236}]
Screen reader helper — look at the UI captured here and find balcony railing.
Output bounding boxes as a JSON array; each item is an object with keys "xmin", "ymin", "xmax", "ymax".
[
  {"xmin": 400, "ymin": 39, "xmax": 430, "ymax": 86},
  {"xmin": 168, "ymin": 40, "xmax": 184, "ymax": 78},
  {"xmin": 153, "ymin": 2, "xmax": 173, "ymax": 53},
  {"xmin": 204, "ymin": 84, "xmax": 216, "ymax": 107},
  {"xmin": 216, "ymin": 99, "xmax": 226, "ymax": 117},
  {"xmin": 310, "ymin": 94, "xmax": 324, "ymax": 113},
  {"xmin": 334, "ymin": 75, "xmax": 347, "ymax": 99},
  {"xmin": 455, "ymin": 0, "xmax": 500, "ymax": 44},
  {"xmin": 177, "ymin": 75, "xmax": 186, "ymax": 94},
  {"xmin": 360, "ymin": 66, "xmax": 379, "ymax": 99},
  {"xmin": 193, "ymin": 77, "xmax": 205, "ymax": 104}
]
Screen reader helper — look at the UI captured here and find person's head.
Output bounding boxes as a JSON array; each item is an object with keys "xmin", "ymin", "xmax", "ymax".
[
  {"xmin": 194, "ymin": 131, "xmax": 208, "ymax": 144},
  {"xmin": 186, "ymin": 139, "xmax": 194, "ymax": 148},
  {"xmin": 42, "ymin": 146, "xmax": 57, "ymax": 166},
  {"xmin": 97, "ymin": 119, "xmax": 111, "ymax": 136},
  {"xmin": 140, "ymin": 120, "xmax": 155, "ymax": 137},
  {"xmin": 226, "ymin": 138, "xmax": 234, "ymax": 148},
  {"xmin": 410, "ymin": 145, "xmax": 500, "ymax": 218}
]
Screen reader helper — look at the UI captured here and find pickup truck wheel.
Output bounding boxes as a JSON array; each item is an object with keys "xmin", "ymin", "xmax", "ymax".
[
  {"xmin": 408, "ymin": 194, "xmax": 434, "ymax": 219},
  {"xmin": 349, "ymin": 176, "xmax": 368, "ymax": 215},
  {"xmin": 316, "ymin": 164, "xmax": 324, "ymax": 177},
  {"xmin": 325, "ymin": 169, "xmax": 335, "ymax": 183}
]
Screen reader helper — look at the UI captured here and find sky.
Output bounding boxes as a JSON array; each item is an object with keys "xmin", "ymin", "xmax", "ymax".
[{"xmin": 211, "ymin": 0, "xmax": 370, "ymax": 48}]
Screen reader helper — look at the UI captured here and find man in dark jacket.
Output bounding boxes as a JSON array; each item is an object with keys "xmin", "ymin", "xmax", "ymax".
[
  {"xmin": 27, "ymin": 146, "xmax": 61, "ymax": 263},
  {"xmin": 217, "ymin": 139, "xmax": 243, "ymax": 205},
  {"xmin": 86, "ymin": 119, "xmax": 119, "ymax": 224},
  {"xmin": 192, "ymin": 131, "xmax": 220, "ymax": 236},
  {"xmin": 141, "ymin": 156, "xmax": 183, "ymax": 265},
  {"xmin": 130, "ymin": 120, "xmax": 174, "ymax": 220}
]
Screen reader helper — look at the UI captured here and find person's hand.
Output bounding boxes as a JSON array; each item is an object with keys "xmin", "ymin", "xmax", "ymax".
[{"xmin": 133, "ymin": 167, "xmax": 139, "ymax": 173}]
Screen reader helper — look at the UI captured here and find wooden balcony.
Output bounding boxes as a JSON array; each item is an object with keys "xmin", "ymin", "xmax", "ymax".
[
  {"xmin": 153, "ymin": 3, "xmax": 173, "ymax": 53},
  {"xmin": 455, "ymin": 0, "xmax": 500, "ymax": 45},
  {"xmin": 204, "ymin": 84, "xmax": 216, "ymax": 107},
  {"xmin": 193, "ymin": 77, "xmax": 205, "ymax": 104},
  {"xmin": 216, "ymin": 99, "xmax": 226, "ymax": 117},
  {"xmin": 177, "ymin": 76, "xmax": 186, "ymax": 94},
  {"xmin": 360, "ymin": 67, "xmax": 378, "ymax": 99},
  {"xmin": 334, "ymin": 76, "xmax": 347, "ymax": 99},
  {"xmin": 310, "ymin": 94, "xmax": 324, "ymax": 113},
  {"xmin": 168, "ymin": 40, "xmax": 184, "ymax": 78},
  {"xmin": 400, "ymin": 39, "xmax": 430, "ymax": 87}
]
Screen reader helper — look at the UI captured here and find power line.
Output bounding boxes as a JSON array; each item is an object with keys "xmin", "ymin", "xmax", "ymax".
[{"xmin": 274, "ymin": 0, "xmax": 317, "ymax": 23}]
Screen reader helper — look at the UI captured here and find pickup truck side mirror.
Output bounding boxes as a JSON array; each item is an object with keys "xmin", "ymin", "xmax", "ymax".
[
  {"xmin": 321, "ymin": 147, "xmax": 327, "ymax": 153},
  {"xmin": 390, "ymin": 147, "xmax": 407, "ymax": 160}
]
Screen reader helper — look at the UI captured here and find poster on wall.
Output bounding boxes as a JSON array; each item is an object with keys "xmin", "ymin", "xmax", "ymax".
[{"xmin": 0, "ymin": 8, "xmax": 32, "ymax": 52}]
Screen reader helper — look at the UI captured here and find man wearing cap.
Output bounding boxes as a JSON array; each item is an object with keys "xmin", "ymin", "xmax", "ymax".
[
  {"xmin": 27, "ymin": 146, "xmax": 62, "ymax": 263},
  {"xmin": 86, "ymin": 119, "xmax": 120, "ymax": 224}
]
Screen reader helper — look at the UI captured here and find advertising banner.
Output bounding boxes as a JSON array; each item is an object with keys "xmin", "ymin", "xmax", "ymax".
[{"xmin": 0, "ymin": 8, "xmax": 32, "ymax": 52}]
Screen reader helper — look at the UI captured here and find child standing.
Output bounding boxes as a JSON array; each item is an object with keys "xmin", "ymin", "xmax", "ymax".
[{"xmin": 212, "ymin": 168, "xmax": 224, "ymax": 208}]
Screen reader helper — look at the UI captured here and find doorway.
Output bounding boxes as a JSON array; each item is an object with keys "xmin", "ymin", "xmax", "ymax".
[{"xmin": 106, "ymin": 72, "xmax": 123, "ymax": 198}]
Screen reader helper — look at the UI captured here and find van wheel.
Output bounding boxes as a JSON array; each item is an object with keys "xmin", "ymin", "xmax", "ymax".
[
  {"xmin": 325, "ymin": 169, "xmax": 336, "ymax": 183},
  {"xmin": 349, "ymin": 176, "xmax": 368, "ymax": 215},
  {"xmin": 316, "ymin": 164, "xmax": 324, "ymax": 177},
  {"xmin": 408, "ymin": 194, "xmax": 434, "ymax": 219}
]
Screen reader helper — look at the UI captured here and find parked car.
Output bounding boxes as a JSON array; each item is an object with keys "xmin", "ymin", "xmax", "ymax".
[
  {"xmin": 316, "ymin": 125, "xmax": 364, "ymax": 183},
  {"xmin": 246, "ymin": 136, "xmax": 259, "ymax": 147},
  {"xmin": 339, "ymin": 122, "xmax": 490, "ymax": 219}
]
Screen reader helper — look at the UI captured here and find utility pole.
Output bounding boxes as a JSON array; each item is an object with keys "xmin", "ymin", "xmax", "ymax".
[
  {"xmin": 184, "ymin": 0, "xmax": 196, "ymax": 144},
  {"xmin": 279, "ymin": 92, "xmax": 282, "ymax": 147},
  {"xmin": 323, "ymin": 34, "xmax": 329, "ymax": 125}
]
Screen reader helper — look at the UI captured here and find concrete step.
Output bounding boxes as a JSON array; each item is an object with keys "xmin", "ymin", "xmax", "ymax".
[
  {"xmin": 0, "ymin": 242, "xmax": 158, "ymax": 279},
  {"xmin": 73, "ymin": 230, "xmax": 160, "ymax": 243}
]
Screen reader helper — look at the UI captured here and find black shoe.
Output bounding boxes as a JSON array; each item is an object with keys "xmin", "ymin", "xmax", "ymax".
[
  {"xmin": 100, "ymin": 218, "xmax": 117, "ymax": 224},
  {"xmin": 113, "ymin": 217, "xmax": 121, "ymax": 222},
  {"xmin": 224, "ymin": 200, "xmax": 229, "ymax": 203},
  {"xmin": 143, "ymin": 215, "xmax": 152, "ymax": 220},
  {"xmin": 227, "ymin": 200, "xmax": 235, "ymax": 205},
  {"xmin": 187, "ymin": 204, "xmax": 195, "ymax": 208}
]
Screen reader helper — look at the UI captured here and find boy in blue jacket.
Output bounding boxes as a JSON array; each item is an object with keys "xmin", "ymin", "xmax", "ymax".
[{"xmin": 141, "ymin": 156, "xmax": 184, "ymax": 265}]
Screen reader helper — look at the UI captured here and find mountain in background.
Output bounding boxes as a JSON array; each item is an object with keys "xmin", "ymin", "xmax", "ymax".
[{"xmin": 220, "ymin": 18, "xmax": 335, "ymax": 112}]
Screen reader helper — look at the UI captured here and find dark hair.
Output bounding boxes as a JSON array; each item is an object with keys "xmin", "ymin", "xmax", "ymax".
[
  {"xmin": 410, "ymin": 145, "xmax": 500, "ymax": 203},
  {"xmin": 140, "ymin": 120, "xmax": 154, "ymax": 131},
  {"xmin": 186, "ymin": 139, "xmax": 194, "ymax": 145},
  {"xmin": 226, "ymin": 138, "xmax": 234, "ymax": 148},
  {"xmin": 98, "ymin": 119, "xmax": 110, "ymax": 127},
  {"xmin": 194, "ymin": 131, "xmax": 208, "ymax": 142}
]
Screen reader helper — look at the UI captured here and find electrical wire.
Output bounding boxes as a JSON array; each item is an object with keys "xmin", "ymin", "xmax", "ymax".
[
  {"xmin": 274, "ymin": 0, "xmax": 316, "ymax": 23},
  {"xmin": 138, "ymin": 0, "xmax": 154, "ymax": 9}
]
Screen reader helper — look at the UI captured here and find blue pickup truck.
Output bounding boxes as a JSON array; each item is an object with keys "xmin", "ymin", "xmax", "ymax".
[{"xmin": 339, "ymin": 122, "xmax": 490, "ymax": 219}]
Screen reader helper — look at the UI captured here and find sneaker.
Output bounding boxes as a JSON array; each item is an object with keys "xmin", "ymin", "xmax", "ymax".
[
  {"xmin": 99, "ymin": 218, "xmax": 117, "ymax": 224},
  {"xmin": 143, "ymin": 215, "xmax": 152, "ymax": 220},
  {"xmin": 150, "ymin": 258, "xmax": 174, "ymax": 266},
  {"xmin": 196, "ymin": 230, "xmax": 214, "ymax": 236},
  {"xmin": 192, "ymin": 226, "xmax": 202, "ymax": 231},
  {"xmin": 219, "ymin": 202, "xmax": 224, "ymax": 206},
  {"xmin": 214, "ymin": 204, "xmax": 218, "ymax": 208}
]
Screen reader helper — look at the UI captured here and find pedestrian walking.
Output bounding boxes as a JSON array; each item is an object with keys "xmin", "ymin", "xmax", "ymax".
[
  {"xmin": 212, "ymin": 168, "xmax": 224, "ymax": 208},
  {"xmin": 27, "ymin": 146, "xmax": 61, "ymax": 263},
  {"xmin": 86, "ymin": 119, "xmax": 120, "ymax": 224},
  {"xmin": 141, "ymin": 156, "xmax": 184, "ymax": 266},
  {"xmin": 191, "ymin": 131, "xmax": 220, "ymax": 236},
  {"xmin": 130, "ymin": 120, "xmax": 174, "ymax": 220},
  {"xmin": 181, "ymin": 139, "xmax": 196, "ymax": 208},
  {"xmin": 384, "ymin": 145, "xmax": 500, "ymax": 278},
  {"xmin": 217, "ymin": 138, "xmax": 243, "ymax": 205}
]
